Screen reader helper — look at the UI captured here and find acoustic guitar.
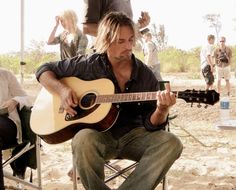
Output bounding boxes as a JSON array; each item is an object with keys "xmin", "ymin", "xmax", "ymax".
[{"xmin": 30, "ymin": 77, "xmax": 219, "ymax": 144}]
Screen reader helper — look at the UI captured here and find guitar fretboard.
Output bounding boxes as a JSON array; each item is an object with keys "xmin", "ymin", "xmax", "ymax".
[{"xmin": 95, "ymin": 91, "xmax": 179, "ymax": 103}]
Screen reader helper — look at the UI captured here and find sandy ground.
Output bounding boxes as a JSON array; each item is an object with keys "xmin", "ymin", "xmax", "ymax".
[{"xmin": 4, "ymin": 73, "xmax": 236, "ymax": 190}]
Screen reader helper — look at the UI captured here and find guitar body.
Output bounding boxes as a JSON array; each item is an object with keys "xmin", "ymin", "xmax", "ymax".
[{"xmin": 30, "ymin": 77, "xmax": 118, "ymax": 144}]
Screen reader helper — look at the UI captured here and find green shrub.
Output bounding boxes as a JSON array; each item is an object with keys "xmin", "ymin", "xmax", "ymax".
[{"xmin": 0, "ymin": 42, "xmax": 235, "ymax": 77}]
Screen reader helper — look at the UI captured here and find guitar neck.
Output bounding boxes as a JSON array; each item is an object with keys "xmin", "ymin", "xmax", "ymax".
[
  {"xmin": 95, "ymin": 89, "xmax": 219, "ymax": 106},
  {"xmin": 95, "ymin": 91, "xmax": 178, "ymax": 104}
]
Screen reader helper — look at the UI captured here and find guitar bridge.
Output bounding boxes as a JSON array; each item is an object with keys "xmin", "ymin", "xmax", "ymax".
[
  {"xmin": 64, "ymin": 104, "xmax": 100, "ymax": 121},
  {"xmin": 65, "ymin": 113, "xmax": 79, "ymax": 121}
]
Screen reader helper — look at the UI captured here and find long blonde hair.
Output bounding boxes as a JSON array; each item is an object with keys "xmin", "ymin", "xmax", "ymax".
[
  {"xmin": 94, "ymin": 12, "xmax": 137, "ymax": 53},
  {"xmin": 60, "ymin": 9, "xmax": 78, "ymax": 33}
]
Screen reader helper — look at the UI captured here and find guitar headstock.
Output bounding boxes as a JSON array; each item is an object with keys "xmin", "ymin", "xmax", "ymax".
[{"xmin": 177, "ymin": 89, "xmax": 220, "ymax": 106}]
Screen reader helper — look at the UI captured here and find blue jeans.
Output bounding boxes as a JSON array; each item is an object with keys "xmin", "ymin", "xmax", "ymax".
[{"xmin": 72, "ymin": 127, "xmax": 183, "ymax": 190}]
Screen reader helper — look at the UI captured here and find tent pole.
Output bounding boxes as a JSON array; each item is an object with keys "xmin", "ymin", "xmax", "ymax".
[{"xmin": 20, "ymin": 0, "xmax": 25, "ymax": 84}]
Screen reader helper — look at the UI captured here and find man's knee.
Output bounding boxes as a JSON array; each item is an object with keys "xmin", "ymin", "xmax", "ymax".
[
  {"xmin": 72, "ymin": 129, "xmax": 100, "ymax": 154},
  {"xmin": 165, "ymin": 133, "xmax": 183, "ymax": 158}
]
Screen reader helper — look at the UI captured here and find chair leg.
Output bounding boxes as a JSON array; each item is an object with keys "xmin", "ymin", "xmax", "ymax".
[
  {"xmin": 72, "ymin": 155, "xmax": 77, "ymax": 190},
  {"xmin": 162, "ymin": 175, "xmax": 168, "ymax": 190},
  {"xmin": 36, "ymin": 136, "xmax": 42, "ymax": 190}
]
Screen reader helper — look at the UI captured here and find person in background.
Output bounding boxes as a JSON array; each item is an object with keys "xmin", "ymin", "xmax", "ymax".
[
  {"xmin": 200, "ymin": 34, "xmax": 215, "ymax": 90},
  {"xmin": 0, "ymin": 68, "xmax": 31, "ymax": 190},
  {"xmin": 82, "ymin": 0, "xmax": 150, "ymax": 52},
  {"xmin": 142, "ymin": 32, "xmax": 162, "ymax": 81},
  {"xmin": 47, "ymin": 9, "xmax": 88, "ymax": 60},
  {"xmin": 36, "ymin": 12, "xmax": 182, "ymax": 190},
  {"xmin": 214, "ymin": 36, "xmax": 232, "ymax": 96}
]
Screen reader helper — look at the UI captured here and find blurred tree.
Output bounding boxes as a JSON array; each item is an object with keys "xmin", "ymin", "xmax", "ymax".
[
  {"xmin": 24, "ymin": 40, "xmax": 59, "ymax": 73},
  {"xmin": 151, "ymin": 24, "xmax": 167, "ymax": 51},
  {"xmin": 203, "ymin": 14, "xmax": 222, "ymax": 44},
  {"xmin": 26, "ymin": 40, "xmax": 46, "ymax": 62}
]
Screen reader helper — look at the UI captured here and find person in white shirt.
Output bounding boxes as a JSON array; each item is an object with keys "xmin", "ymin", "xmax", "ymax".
[
  {"xmin": 0, "ymin": 68, "xmax": 31, "ymax": 189},
  {"xmin": 142, "ymin": 32, "xmax": 162, "ymax": 81},
  {"xmin": 200, "ymin": 34, "xmax": 215, "ymax": 90}
]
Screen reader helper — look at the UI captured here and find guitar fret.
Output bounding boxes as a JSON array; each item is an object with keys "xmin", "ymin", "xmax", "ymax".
[
  {"xmin": 137, "ymin": 93, "xmax": 141, "ymax": 100},
  {"xmin": 110, "ymin": 94, "xmax": 115, "ymax": 102},
  {"xmin": 129, "ymin": 94, "xmax": 132, "ymax": 101},
  {"xmin": 152, "ymin": 92, "xmax": 156, "ymax": 100},
  {"xmin": 133, "ymin": 93, "xmax": 136, "ymax": 101},
  {"xmin": 142, "ymin": 93, "xmax": 146, "ymax": 100},
  {"xmin": 119, "ymin": 94, "xmax": 123, "ymax": 102},
  {"xmin": 100, "ymin": 95, "xmax": 105, "ymax": 103},
  {"xmin": 123, "ymin": 94, "xmax": 127, "ymax": 101},
  {"xmin": 118, "ymin": 94, "xmax": 122, "ymax": 102},
  {"xmin": 97, "ymin": 95, "xmax": 103, "ymax": 103},
  {"xmin": 104, "ymin": 95, "xmax": 108, "ymax": 103}
]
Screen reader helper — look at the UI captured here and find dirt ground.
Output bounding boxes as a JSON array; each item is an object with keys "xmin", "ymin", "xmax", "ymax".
[{"xmin": 4, "ymin": 74, "xmax": 236, "ymax": 190}]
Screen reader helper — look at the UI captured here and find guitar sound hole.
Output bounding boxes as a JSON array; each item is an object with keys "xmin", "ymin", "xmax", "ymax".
[
  {"xmin": 80, "ymin": 93, "xmax": 97, "ymax": 108},
  {"xmin": 65, "ymin": 92, "xmax": 99, "ymax": 121}
]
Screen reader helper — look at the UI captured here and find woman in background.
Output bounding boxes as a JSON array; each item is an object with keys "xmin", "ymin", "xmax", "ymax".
[
  {"xmin": 0, "ymin": 68, "xmax": 31, "ymax": 190},
  {"xmin": 47, "ymin": 9, "xmax": 88, "ymax": 60}
]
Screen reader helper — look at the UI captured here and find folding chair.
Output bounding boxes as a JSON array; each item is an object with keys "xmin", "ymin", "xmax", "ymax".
[{"xmin": 3, "ymin": 106, "xmax": 42, "ymax": 190}]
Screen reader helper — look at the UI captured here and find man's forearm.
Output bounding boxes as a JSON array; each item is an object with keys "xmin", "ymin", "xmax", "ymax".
[
  {"xmin": 150, "ymin": 106, "xmax": 169, "ymax": 126},
  {"xmin": 207, "ymin": 55, "xmax": 213, "ymax": 66},
  {"xmin": 39, "ymin": 71, "xmax": 67, "ymax": 96}
]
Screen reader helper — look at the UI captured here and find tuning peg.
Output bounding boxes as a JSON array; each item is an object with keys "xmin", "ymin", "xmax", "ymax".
[
  {"xmin": 197, "ymin": 103, "xmax": 201, "ymax": 108},
  {"xmin": 191, "ymin": 102, "xmax": 193, "ymax": 107},
  {"xmin": 204, "ymin": 104, "xmax": 208, "ymax": 109}
]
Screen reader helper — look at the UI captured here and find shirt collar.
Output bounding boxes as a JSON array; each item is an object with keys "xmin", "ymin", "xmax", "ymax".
[{"xmin": 99, "ymin": 53, "xmax": 142, "ymax": 81}]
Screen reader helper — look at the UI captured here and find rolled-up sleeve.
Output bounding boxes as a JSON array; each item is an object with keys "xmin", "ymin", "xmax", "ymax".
[
  {"xmin": 144, "ymin": 111, "xmax": 169, "ymax": 131},
  {"xmin": 35, "ymin": 56, "xmax": 86, "ymax": 81},
  {"xmin": 35, "ymin": 62, "xmax": 54, "ymax": 81}
]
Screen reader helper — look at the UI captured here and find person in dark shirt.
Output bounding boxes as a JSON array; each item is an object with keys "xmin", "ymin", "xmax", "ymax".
[
  {"xmin": 36, "ymin": 12, "xmax": 182, "ymax": 190},
  {"xmin": 82, "ymin": 0, "xmax": 150, "ymax": 37}
]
